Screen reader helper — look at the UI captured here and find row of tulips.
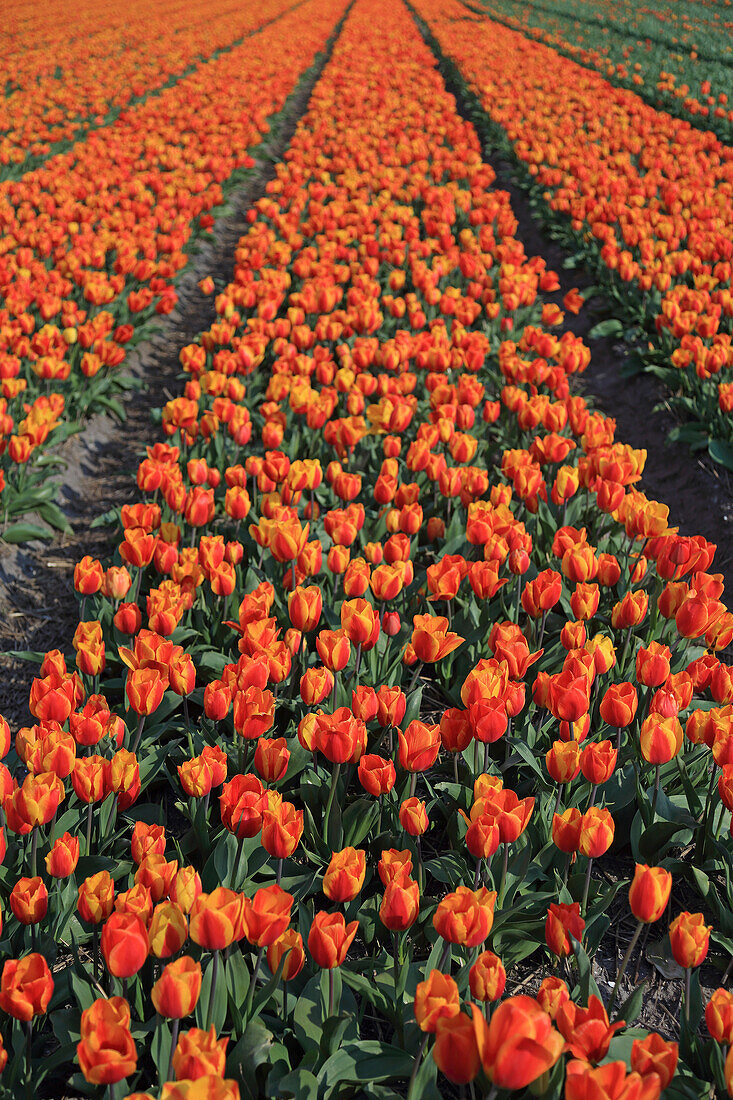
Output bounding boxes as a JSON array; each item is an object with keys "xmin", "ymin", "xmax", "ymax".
[
  {"xmin": 0, "ymin": 0, "xmax": 346, "ymax": 541},
  {"xmin": 471, "ymin": 0, "xmax": 733, "ymax": 145},
  {"xmin": 412, "ymin": 0, "xmax": 733, "ymax": 472},
  {"xmin": 2, "ymin": 0, "xmax": 733, "ymax": 1096},
  {"xmin": 1, "ymin": 0, "xmax": 301, "ymax": 180}
]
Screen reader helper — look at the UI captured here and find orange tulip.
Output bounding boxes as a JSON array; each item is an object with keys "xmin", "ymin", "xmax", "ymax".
[
  {"xmin": 307, "ymin": 911, "xmax": 358, "ymax": 968},
  {"xmin": 152, "ymin": 956, "xmax": 202, "ymax": 1018},
  {"xmin": 471, "ymin": 996, "xmax": 564, "ymax": 1090},
  {"xmin": 414, "ymin": 970, "xmax": 460, "ymax": 1032},
  {"xmin": 629, "ymin": 864, "xmax": 672, "ymax": 924}
]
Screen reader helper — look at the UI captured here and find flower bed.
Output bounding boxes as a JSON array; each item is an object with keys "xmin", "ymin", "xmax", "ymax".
[{"xmin": 0, "ymin": 0, "xmax": 732, "ymax": 1096}]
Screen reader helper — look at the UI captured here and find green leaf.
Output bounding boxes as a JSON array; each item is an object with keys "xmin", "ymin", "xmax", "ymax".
[
  {"xmin": 2, "ymin": 521, "xmax": 53, "ymax": 543},
  {"xmin": 151, "ymin": 1018, "xmax": 174, "ymax": 1085},
  {"xmin": 227, "ymin": 1019, "xmax": 273, "ymax": 1099},
  {"xmin": 638, "ymin": 820, "xmax": 689, "ymax": 862},
  {"xmin": 615, "ymin": 979, "xmax": 648, "ymax": 1026},
  {"xmin": 342, "ymin": 798, "xmax": 380, "ymax": 847},
  {"xmin": 588, "ymin": 318, "xmax": 623, "ymax": 339},
  {"xmin": 274, "ymin": 1068, "xmax": 318, "ymax": 1100},
  {"xmin": 708, "ymin": 438, "xmax": 733, "ymax": 473},
  {"xmin": 37, "ymin": 502, "xmax": 73, "ymax": 534},
  {"xmin": 196, "ymin": 953, "xmax": 228, "ymax": 1034},
  {"xmin": 317, "ymin": 1042, "xmax": 414, "ymax": 1097}
]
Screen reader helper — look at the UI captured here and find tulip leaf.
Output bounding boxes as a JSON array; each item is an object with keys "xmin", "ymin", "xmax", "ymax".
[
  {"xmin": 151, "ymin": 1018, "xmax": 174, "ymax": 1086},
  {"xmin": 273, "ymin": 1067, "xmax": 318, "ymax": 1100},
  {"xmin": 342, "ymin": 798, "xmax": 380, "ymax": 847},
  {"xmin": 708, "ymin": 438, "xmax": 733, "ymax": 474},
  {"xmin": 37, "ymin": 501, "xmax": 73, "ymax": 533},
  {"xmin": 570, "ymin": 934, "xmax": 602, "ymax": 1002},
  {"xmin": 588, "ymin": 318, "xmax": 623, "ymax": 339},
  {"xmin": 615, "ymin": 979, "xmax": 648, "ymax": 1026},
  {"xmin": 196, "ymin": 953, "xmax": 228, "ymax": 1035},
  {"xmin": 2, "ymin": 522, "xmax": 54, "ymax": 544},
  {"xmin": 293, "ymin": 975, "xmax": 326, "ymax": 1052},
  {"xmin": 316, "ymin": 1041, "xmax": 415, "ymax": 1097},
  {"xmin": 638, "ymin": 820, "xmax": 689, "ymax": 863},
  {"xmin": 227, "ymin": 1018, "xmax": 274, "ymax": 1098},
  {"xmin": 341, "ymin": 968, "xmax": 398, "ymax": 1021},
  {"xmin": 226, "ymin": 950, "xmax": 251, "ymax": 1032}
]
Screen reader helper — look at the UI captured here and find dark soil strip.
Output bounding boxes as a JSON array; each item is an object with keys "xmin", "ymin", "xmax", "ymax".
[
  {"xmin": 0, "ymin": 17, "xmax": 349, "ymax": 729},
  {"xmin": 412, "ymin": 7, "xmax": 733, "ymax": 597}
]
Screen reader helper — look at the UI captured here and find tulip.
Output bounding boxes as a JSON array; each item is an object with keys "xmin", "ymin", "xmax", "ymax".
[
  {"xmin": 565, "ymin": 1060, "xmax": 656, "ymax": 1100},
  {"xmin": 171, "ymin": 1025, "xmax": 228, "ymax": 1081},
  {"xmin": 240, "ymin": 885, "xmax": 293, "ymax": 948},
  {"xmin": 630, "ymin": 1032, "xmax": 678, "ymax": 1089},
  {"xmin": 470, "ymin": 996, "xmax": 564, "ymax": 1090},
  {"xmin": 190, "ymin": 889, "xmax": 243, "ymax": 951},
  {"xmin": 152, "ymin": 956, "xmax": 202, "ymax": 1018},
  {"xmin": 556, "ymin": 994, "xmax": 624, "ymax": 1063},
  {"xmin": 44, "ymin": 832, "xmax": 79, "ymax": 879},
  {"xmin": 414, "ymin": 970, "xmax": 460, "ymax": 1032},
  {"xmin": 149, "ymin": 901, "xmax": 188, "ymax": 958},
  {"xmin": 669, "ymin": 912, "xmax": 711, "ymax": 970},
  {"xmin": 380, "ymin": 877, "xmax": 420, "ymax": 932},
  {"xmin": 357, "ymin": 754, "xmax": 396, "ymax": 797},
  {"xmin": 706, "ymin": 988, "xmax": 733, "ymax": 1043},
  {"xmin": 308, "ymin": 911, "xmax": 358, "ymax": 971},
  {"xmin": 267, "ymin": 929, "xmax": 305, "ymax": 982},
  {"xmin": 536, "ymin": 976, "xmax": 570, "ymax": 1019},
  {"xmin": 10, "ymin": 877, "xmax": 48, "ymax": 925},
  {"xmin": 0, "ymin": 953, "xmax": 54, "ymax": 1021},
  {"xmin": 629, "ymin": 864, "xmax": 672, "ymax": 924},
  {"xmin": 433, "ymin": 1012, "xmax": 481, "ymax": 1084},
  {"xmin": 545, "ymin": 902, "xmax": 585, "ymax": 958},
  {"xmin": 100, "ymin": 911, "xmax": 149, "ymax": 978},
  {"xmin": 610, "ymin": 865, "xmax": 673, "ymax": 1014},
  {"xmin": 469, "ymin": 950, "xmax": 506, "ymax": 1002},
  {"xmin": 599, "ymin": 682, "xmax": 638, "ymax": 730},
  {"xmin": 78, "ymin": 871, "xmax": 115, "ymax": 925},
  {"xmin": 433, "ymin": 886, "xmax": 496, "ymax": 947},
  {"xmin": 77, "ymin": 998, "xmax": 137, "ymax": 1085},
  {"xmin": 323, "ymin": 848, "xmax": 366, "ymax": 903}
]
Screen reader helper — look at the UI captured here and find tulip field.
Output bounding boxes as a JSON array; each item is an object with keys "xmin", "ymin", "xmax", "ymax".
[{"xmin": 2, "ymin": 0, "xmax": 733, "ymax": 1096}]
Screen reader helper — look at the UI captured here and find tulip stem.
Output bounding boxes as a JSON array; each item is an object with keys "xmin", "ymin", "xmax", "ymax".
[
  {"xmin": 30, "ymin": 827, "xmax": 38, "ymax": 879},
  {"xmin": 86, "ymin": 801, "xmax": 94, "ymax": 855},
  {"xmin": 406, "ymin": 1033, "xmax": 430, "ymax": 1100},
  {"xmin": 581, "ymin": 858, "xmax": 594, "ymax": 915},
  {"xmin": 131, "ymin": 715, "xmax": 146, "ymax": 754},
  {"xmin": 609, "ymin": 919, "xmax": 643, "ymax": 1016},
  {"xmin": 553, "ymin": 785, "xmax": 562, "ymax": 818},
  {"xmin": 683, "ymin": 967, "xmax": 691, "ymax": 1026},
  {"xmin": 328, "ymin": 967, "xmax": 336, "ymax": 1017},
  {"xmin": 537, "ymin": 609, "xmax": 548, "ymax": 649},
  {"xmin": 25, "ymin": 1020, "xmax": 32, "ymax": 1100},
  {"xmin": 650, "ymin": 765, "xmax": 661, "ymax": 824},
  {"xmin": 207, "ymin": 950, "xmax": 220, "ymax": 1030},
  {"xmin": 323, "ymin": 762, "xmax": 342, "ymax": 845},
  {"xmin": 497, "ymin": 843, "xmax": 509, "ymax": 908},
  {"xmin": 167, "ymin": 1017, "xmax": 180, "ymax": 1081},
  {"xmin": 245, "ymin": 946, "xmax": 265, "ymax": 1018},
  {"xmin": 700, "ymin": 765, "xmax": 719, "ymax": 863}
]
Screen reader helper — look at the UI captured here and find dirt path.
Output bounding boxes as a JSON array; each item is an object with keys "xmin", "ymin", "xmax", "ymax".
[{"xmin": 0, "ymin": 65, "xmax": 325, "ymax": 729}]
